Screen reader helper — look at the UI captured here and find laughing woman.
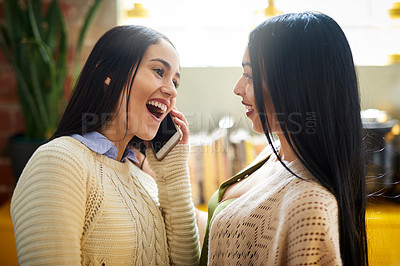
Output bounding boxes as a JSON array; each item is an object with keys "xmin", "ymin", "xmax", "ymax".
[
  {"xmin": 199, "ymin": 12, "xmax": 368, "ymax": 265},
  {"xmin": 11, "ymin": 25, "xmax": 199, "ymax": 265}
]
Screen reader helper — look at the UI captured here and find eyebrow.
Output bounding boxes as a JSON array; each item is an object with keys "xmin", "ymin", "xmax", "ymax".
[{"xmin": 150, "ymin": 58, "xmax": 180, "ymax": 78}]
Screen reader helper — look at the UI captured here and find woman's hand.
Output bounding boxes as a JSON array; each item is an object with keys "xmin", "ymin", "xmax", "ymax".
[
  {"xmin": 169, "ymin": 108, "xmax": 189, "ymax": 144},
  {"xmin": 142, "ymin": 108, "xmax": 189, "ymax": 149}
]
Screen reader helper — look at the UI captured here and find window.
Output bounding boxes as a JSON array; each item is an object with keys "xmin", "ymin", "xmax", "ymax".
[{"xmin": 118, "ymin": 0, "xmax": 396, "ymax": 66}]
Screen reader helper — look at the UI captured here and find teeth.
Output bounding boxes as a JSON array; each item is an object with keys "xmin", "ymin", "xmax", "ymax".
[
  {"xmin": 245, "ymin": 105, "xmax": 253, "ymax": 110},
  {"xmin": 147, "ymin": 100, "xmax": 167, "ymax": 113}
]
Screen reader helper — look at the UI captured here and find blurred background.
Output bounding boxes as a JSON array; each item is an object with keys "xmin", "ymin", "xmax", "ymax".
[{"xmin": 0, "ymin": 0, "xmax": 400, "ymax": 265}]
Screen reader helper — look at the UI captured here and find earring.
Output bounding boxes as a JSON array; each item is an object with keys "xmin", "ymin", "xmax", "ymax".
[{"xmin": 105, "ymin": 76, "xmax": 111, "ymax": 86}]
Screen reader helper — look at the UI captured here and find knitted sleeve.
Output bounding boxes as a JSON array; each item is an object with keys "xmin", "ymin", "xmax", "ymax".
[
  {"xmin": 10, "ymin": 140, "xmax": 87, "ymax": 265},
  {"xmin": 279, "ymin": 182, "xmax": 342, "ymax": 265},
  {"xmin": 146, "ymin": 144, "xmax": 200, "ymax": 266}
]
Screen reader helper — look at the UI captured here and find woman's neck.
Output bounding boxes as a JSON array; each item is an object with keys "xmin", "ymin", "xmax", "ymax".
[
  {"xmin": 98, "ymin": 128, "xmax": 132, "ymax": 162},
  {"xmin": 113, "ymin": 139, "xmax": 130, "ymax": 161},
  {"xmin": 275, "ymin": 133, "xmax": 297, "ymax": 163}
]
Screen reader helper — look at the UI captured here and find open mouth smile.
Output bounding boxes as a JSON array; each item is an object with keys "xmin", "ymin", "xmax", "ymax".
[
  {"xmin": 242, "ymin": 101, "xmax": 254, "ymax": 117},
  {"xmin": 146, "ymin": 100, "xmax": 168, "ymax": 119}
]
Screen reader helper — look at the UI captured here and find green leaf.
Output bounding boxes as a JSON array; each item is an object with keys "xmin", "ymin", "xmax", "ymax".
[
  {"xmin": 0, "ymin": 32, "xmax": 42, "ymax": 137},
  {"xmin": 3, "ymin": 0, "xmax": 24, "ymax": 53},
  {"xmin": 29, "ymin": 55, "xmax": 50, "ymax": 129},
  {"xmin": 53, "ymin": 1, "xmax": 68, "ymax": 96},
  {"xmin": 2, "ymin": 49, "xmax": 45, "ymax": 136},
  {"xmin": 31, "ymin": 0, "xmax": 43, "ymax": 37},
  {"xmin": 27, "ymin": 0, "xmax": 52, "ymax": 66},
  {"xmin": 0, "ymin": 0, "xmax": 104, "ymax": 139},
  {"xmin": 0, "ymin": 26, "xmax": 12, "ymax": 59},
  {"xmin": 44, "ymin": 0, "xmax": 60, "ymax": 51}
]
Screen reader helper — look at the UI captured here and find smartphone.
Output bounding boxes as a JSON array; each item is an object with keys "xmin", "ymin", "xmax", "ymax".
[{"xmin": 150, "ymin": 113, "xmax": 183, "ymax": 160}]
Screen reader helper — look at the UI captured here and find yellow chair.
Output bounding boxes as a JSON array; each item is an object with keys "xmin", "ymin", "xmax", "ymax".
[
  {"xmin": 367, "ymin": 200, "xmax": 400, "ymax": 266},
  {"xmin": 0, "ymin": 200, "xmax": 18, "ymax": 265}
]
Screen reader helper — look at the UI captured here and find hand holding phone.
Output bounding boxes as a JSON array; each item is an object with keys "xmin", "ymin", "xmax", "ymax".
[
  {"xmin": 150, "ymin": 113, "xmax": 183, "ymax": 160},
  {"xmin": 169, "ymin": 108, "xmax": 190, "ymax": 144}
]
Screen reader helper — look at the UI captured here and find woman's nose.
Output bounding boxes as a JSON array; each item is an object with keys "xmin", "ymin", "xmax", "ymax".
[
  {"xmin": 233, "ymin": 75, "xmax": 245, "ymax": 96},
  {"xmin": 161, "ymin": 84, "xmax": 178, "ymax": 98}
]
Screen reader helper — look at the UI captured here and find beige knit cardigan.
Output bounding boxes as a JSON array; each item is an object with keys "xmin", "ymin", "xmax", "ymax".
[
  {"xmin": 207, "ymin": 156, "xmax": 342, "ymax": 265},
  {"xmin": 11, "ymin": 137, "xmax": 199, "ymax": 265}
]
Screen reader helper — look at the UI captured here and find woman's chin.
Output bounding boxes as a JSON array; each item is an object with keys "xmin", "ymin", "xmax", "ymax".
[
  {"xmin": 251, "ymin": 122, "xmax": 264, "ymax": 134},
  {"xmin": 135, "ymin": 131, "xmax": 157, "ymax": 142},
  {"xmin": 141, "ymin": 135, "xmax": 155, "ymax": 142}
]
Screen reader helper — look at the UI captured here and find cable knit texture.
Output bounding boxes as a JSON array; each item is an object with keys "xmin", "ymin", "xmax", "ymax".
[
  {"xmin": 10, "ymin": 137, "xmax": 199, "ymax": 265},
  {"xmin": 208, "ymin": 158, "xmax": 341, "ymax": 265}
]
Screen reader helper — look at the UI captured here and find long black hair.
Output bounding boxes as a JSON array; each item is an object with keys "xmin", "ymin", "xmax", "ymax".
[
  {"xmin": 248, "ymin": 12, "xmax": 368, "ymax": 265},
  {"xmin": 52, "ymin": 25, "xmax": 174, "ymax": 141}
]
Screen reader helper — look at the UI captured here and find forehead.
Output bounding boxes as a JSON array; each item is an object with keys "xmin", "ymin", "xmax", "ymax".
[
  {"xmin": 242, "ymin": 47, "xmax": 250, "ymax": 66},
  {"xmin": 142, "ymin": 39, "xmax": 180, "ymax": 69}
]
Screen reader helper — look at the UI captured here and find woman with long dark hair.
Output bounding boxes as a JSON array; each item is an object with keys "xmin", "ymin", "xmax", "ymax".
[
  {"xmin": 11, "ymin": 25, "xmax": 200, "ymax": 265},
  {"xmin": 199, "ymin": 12, "xmax": 368, "ymax": 265}
]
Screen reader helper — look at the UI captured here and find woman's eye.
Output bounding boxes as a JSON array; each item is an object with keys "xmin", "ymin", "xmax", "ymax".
[
  {"xmin": 154, "ymin": 68, "xmax": 165, "ymax": 77},
  {"xmin": 173, "ymin": 80, "xmax": 179, "ymax": 88},
  {"xmin": 243, "ymin": 72, "xmax": 253, "ymax": 80}
]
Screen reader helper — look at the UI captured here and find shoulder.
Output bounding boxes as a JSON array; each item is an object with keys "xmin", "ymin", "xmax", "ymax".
[
  {"xmin": 285, "ymin": 177, "xmax": 337, "ymax": 207},
  {"xmin": 265, "ymin": 158, "xmax": 339, "ymax": 227},
  {"xmin": 275, "ymin": 173, "xmax": 341, "ymax": 264},
  {"xmin": 285, "ymin": 174, "xmax": 337, "ymax": 208},
  {"xmin": 286, "ymin": 176, "xmax": 336, "ymax": 201},
  {"xmin": 15, "ymin": 137, "xmax": 95, "ymax": 188},
  {"xmin": 37, "ymin": 136, "xmax": 90, "ymax": 156},
  {"xmin": 279, "ymin": 177, "xmax": 339, "ymax": 235},
  {"xmin": 260, "ymin": 158, "xmax": 338, "ymax": 217},
  {"xmin": 11, "ymin": 137, "xmax": 92, "ymax": 218},
  {"xmin": 32, "ymin": 136, "xmax": 96, "ymax": 167},
  {"xmin": 279, "ymin": 160, "xmax": 338, "ymax": 214}
]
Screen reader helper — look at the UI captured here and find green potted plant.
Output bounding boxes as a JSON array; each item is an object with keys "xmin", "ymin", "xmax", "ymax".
[{"xmin": 0, "ymin": 0, "xmax": 103, "ymax": 181}]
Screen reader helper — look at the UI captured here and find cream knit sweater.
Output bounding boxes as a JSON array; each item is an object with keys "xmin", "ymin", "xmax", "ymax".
[
  {"xmin": 11, "ymin": 137, "xmax": 199, "ymax": 265},
  {"xmin": 208, "ymin": 156, "xmax": 341, "ymax": 265}
]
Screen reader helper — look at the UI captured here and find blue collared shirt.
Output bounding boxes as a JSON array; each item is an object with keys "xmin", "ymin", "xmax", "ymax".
[{"xmin": 71, "ymin": 131, "xmax": 139, "ymax": 163}]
